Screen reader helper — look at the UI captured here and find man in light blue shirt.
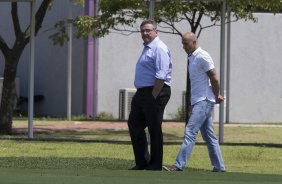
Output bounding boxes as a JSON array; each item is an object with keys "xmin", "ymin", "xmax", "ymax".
[
  {"xmin": 134, "ymin": 36, "xmax": 172, "ymax": 89},
  {"xmin": 128, "ymin": 20, "xmax": 172, "ymax": 171}
]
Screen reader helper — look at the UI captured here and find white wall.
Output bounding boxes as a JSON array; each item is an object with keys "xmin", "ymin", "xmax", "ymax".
[
  {"xmin": 1, "ymin": 1, "xmax": 281, "ymax": 123},
  {"xmin": 227, "ymin": 13, "xmax": 282, "ymax": 123},
  {"xmin": 98, "ymin": 13, "xmax": 282, "ymax": 123}
]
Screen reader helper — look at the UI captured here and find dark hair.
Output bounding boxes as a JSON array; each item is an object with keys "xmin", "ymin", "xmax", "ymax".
[{"xmin": 140, "ymin": 20, "xmax": 157, "ymax": 29}]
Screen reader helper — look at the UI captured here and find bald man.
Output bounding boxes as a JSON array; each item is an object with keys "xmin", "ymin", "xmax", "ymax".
[{"xmin": 163, "ymin": 32, "xmax": 225, "ymax": 172}]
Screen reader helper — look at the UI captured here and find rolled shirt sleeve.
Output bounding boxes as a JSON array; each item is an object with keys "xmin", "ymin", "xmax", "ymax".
[{"xmin": 155, "ymin": 42, "xmax": 172, "ymax": 83}]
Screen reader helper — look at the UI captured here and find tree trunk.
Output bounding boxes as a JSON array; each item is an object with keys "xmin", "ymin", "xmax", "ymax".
[
  {"xmin": 0, "ymin": 0, "xmax": 53, "ymax": 134},
  {"xmin": 0, "ymin": 55, "xmax": 19, "ymax": 134}
]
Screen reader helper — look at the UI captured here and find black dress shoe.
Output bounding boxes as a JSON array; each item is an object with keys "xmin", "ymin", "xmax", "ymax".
[
  {"xmin": 128, "ymin": 165, "xmax": 146, "ymax": 170},
  {"xmin": 146, "ymin": 165, "xmax": 162, "ymax": 171}
]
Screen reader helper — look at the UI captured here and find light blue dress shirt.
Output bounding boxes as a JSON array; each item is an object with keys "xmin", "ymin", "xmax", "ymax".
[{"xmin": 134, "ymin": 37, "xmax": 172, "ymax": 88}]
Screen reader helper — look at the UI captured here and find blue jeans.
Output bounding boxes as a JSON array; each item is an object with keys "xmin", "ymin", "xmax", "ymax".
[{"xmin": 174, "ymin": 99, "xmax": 225, "ymax": 171}]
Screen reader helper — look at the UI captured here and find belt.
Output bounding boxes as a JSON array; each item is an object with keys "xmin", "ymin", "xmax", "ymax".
[
  {"xmin": 137, "ymin": 84, "xmax": 170, "ymax": 92},
  {"xmin": 137, "ymin": 86, "xmax": 153, "ymax": 92}
]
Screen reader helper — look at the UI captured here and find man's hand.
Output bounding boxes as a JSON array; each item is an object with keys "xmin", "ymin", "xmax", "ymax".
[
  {"xmin": 216, "ymin": 95, "xmax": 224, "ymax": 104},
  {"xmin": 152, "ymin": 79, "xmax": 165, "ymax": 99}
]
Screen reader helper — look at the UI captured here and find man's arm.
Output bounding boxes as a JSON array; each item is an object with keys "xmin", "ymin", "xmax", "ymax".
[
  {"xmin": 207, "ymin": 69, "xmax": 224, "ymax": 104},
  {"xmin": 152, "ymin": 78, "xmax": 165, "ymax": 99}
]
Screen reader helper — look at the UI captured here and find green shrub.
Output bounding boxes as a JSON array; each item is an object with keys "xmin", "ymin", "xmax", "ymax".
[
  {"xmin": 95, "ymin": 112, "xmax": 114, "ymax": 120},
  {"xmin": 174, "ymin": 105, "xmax": 186, "ymax": 121}
]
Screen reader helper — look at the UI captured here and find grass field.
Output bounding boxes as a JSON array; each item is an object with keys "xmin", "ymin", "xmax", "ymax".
[
  {"xmin": 1, "ymin": 168, "xmax": 282, "ymax": 184},
  {"xmin": 0, "ymin": 140, "xmax": 282, "ymax": 183},
  {"xmin": 5, "ymin": 120, "xmax": 282, "ymax": 144},
  {"xmin": 0, "ymin": 120, "xmax": 282, "ymax": 183}
]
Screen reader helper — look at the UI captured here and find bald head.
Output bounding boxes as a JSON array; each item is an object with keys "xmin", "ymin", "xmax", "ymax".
[
  {"xmin": 182, "ymin": 32, "xmax": 199, "ymax": 54},
  {"xmin": 182, "ymin": 32, "xmax": 197, "ymax": 42}
]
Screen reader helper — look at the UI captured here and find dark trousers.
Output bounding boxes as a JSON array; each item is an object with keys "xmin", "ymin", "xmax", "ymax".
[{"xmin": 128, "ymin": 85, "xmax": 171, "ymax": 169}]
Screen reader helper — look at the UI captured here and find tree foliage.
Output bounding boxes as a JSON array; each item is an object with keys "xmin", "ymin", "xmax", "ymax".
[{"xmin": 61, "ymin": 0, "xmax": 282, "ymax": 40}]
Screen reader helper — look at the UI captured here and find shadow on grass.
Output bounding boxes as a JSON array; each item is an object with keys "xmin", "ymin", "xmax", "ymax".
[
  {"xmin": 2, "ymin": 128, "xmax": 183, "ymax": 144},
  {"xmin": 12, "ymin": 128, "xmax": 183, "ymax": 140},
  {"xmin": 1, "ymin": 156, "xmax": 282, "ymax": 183},
  {"xmin": 12, "ymin": 128, "xmax": 130, "ymax": 137},
  {"xmin": 1, "ymin": 129, "xmax": 282, "ymax": 148},
  {"xmin": 0, "ymin": 156, "xmax": 134, "ymax": 170}
]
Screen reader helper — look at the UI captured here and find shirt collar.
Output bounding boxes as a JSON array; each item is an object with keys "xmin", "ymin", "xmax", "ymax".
[
  {"xmin": 144, "ymin": 36, "xmax": 159, "ymax": 48},
  {"xmin": 189, "ymin": 47, "xmax": 201, "ymax": 57}
]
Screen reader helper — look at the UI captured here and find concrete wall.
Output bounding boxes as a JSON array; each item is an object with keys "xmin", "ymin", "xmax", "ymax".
[
  {"xmin": 98, "ymin": 13, "xmax": 282, "ymax": 123},
  {"xmin": 226, "ymin": 13, "xmax": 282, "ymax": 123},
  {"xmin": 0, "ymin": 1, "xmax": 281, "ymax": 123}
]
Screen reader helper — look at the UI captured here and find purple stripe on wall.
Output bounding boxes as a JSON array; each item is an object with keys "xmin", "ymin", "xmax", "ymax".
[{"xmin": 84, "ymin": 0, "xmax": 99, "ymax": 117}]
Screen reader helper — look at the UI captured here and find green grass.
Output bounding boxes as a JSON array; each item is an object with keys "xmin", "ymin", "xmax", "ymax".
[
  {"xmin": 5, "ymin": 120, "xmax": 282, "ymax": 145},
  {"xmin": 0, "ymin": 140, "xmax": 282, "ymax": 174},
  {"xmin": 163, "ymin": 125, "xmax": 282, "ymax": 144},
  {"xmin": 1, "ymin": 121, "xmax": 282, "ymax": 183},
  {"xmin": 0, "ymin": 140, "xmax": 282, "ymax": 183},
  {"xmin": 1, "ymin": 168, "xmax": 282, "ymax": 184}
]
